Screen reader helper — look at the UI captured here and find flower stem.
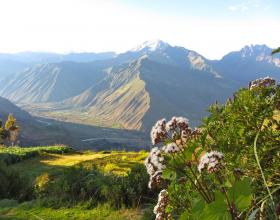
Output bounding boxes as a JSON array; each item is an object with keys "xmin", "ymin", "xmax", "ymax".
[
  {"xmin": 253, "ymin": 130, "xmax": 274, "ymax": 205},
  {"xmin": 181, "ymin": 169, "xmax": 211, "ymax": 203},
  {"xmin": 216, "ymin": 172, "xmax": 238, "ymax": 219},
  {"xmin": 188, "ymin": 165, "xmax": 214, "ymax": 202}
]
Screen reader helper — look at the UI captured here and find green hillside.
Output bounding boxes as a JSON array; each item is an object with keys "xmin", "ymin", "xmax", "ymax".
[{"xmin": 0, "ymin": 146, "xmax": 152, "ymax": 220}]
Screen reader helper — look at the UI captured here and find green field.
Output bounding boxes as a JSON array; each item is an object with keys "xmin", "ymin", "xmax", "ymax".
[
  {"xmin": 0, "ymin": 200, "xmax": 143, "ymax": 220},
  {"xmin": 0, "ymin": 146, "xmax": 151, "ymax": 220}
]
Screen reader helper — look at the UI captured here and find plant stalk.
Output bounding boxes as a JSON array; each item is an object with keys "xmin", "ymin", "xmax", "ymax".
[{"xmin": 253, "ymin": 130, "xmax": 274, "ymax": 205}]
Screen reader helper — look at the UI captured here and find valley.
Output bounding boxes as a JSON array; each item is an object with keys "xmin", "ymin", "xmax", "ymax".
[
  {"xmin": 0, "ymin": 96, "xmax": 149, "ymax": 150},
  {"xmin": 1, "ymin": 0, "xmax": 279, "ymax": 219},
  {"xmin": 0, "ymin": 41, "xmax": 279, "ymax": 137}
]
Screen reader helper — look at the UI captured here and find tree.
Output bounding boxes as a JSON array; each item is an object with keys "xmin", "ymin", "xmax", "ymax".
[{"xmin": 0, "ymin": 114, "xmax": 20, "ymax": 146}]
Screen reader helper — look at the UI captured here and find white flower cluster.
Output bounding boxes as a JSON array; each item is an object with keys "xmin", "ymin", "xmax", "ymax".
[
  {"xmin": 145, "ymin": 147, "xmax": 166, "ymax": 189},
  {"xmin": 248, "ymin": 76, "xmax": 276, "ymax": 90},
  {"xmin": 147, "ymin": 116, "xmax": 202, "ymax": 188},
  {"xmin": 154, "ymin": 189, "xmax": 169, "ymax": 220},
  {"xmin": 151, "ymin": 116, "xmax": 195, "ymax": 146},
  {"xmin": 151, "ymin": 119, "xmax": 168, "ymax": 145},
  {"xmin": 162, "ymin": 142, "xmax": 180, "ymax": 154},
  {"xmin": 166, "ymin": 116, "xmax": 189, "ymax": 131},
  {"xmin": 198, "ymin": 151, "xmax": 224, "ymax": 173}
]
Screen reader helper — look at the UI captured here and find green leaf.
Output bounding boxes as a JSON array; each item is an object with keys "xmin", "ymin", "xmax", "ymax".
[
  {"xmin": 190, "ymin": 196, "xmax": 206, "ymax": 220},
  {"xmin": 238, "ymin": 127, "xmax": 245, "ymax": 137},
  {"xmin": 184, "ymin": 143, "xmax": 197, "ymax": 161},
  {"xmin": 224, "ymin": 179, "xmax": 233, "ymax": 188},
  {"xmin": 162, "ymin": 168, "xmax": 176, "ymax": 180},
  {"xmin": 179, "ymin": 210, "xmax": 190, "ymax": 220},
  {"xmin": 200, "ymin": 192, "xmax": 231, "ymax": 220},
  {"xmin": 272, "ymin": 47, "xmax": 280, "ymax": 55},
  {"xmin": 229, "ymin": 178, "xmax": 253, "ymax": 211},
  {"xmin": 165, "ymin": 204, "xmax": 173, "ymax": 213}
]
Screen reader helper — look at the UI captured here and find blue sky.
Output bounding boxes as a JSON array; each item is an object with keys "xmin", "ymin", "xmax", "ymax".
[{"xmin": 0, "ymin": 0, "xmax": 278, "ymax": 59}]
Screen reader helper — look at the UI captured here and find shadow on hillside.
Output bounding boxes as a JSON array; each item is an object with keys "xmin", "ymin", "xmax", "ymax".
[{"xmin": 21, "ymin": 117, "xmax": 151, "ymax": 151}]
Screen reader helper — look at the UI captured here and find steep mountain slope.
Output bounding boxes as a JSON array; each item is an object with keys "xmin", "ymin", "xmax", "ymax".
[
  {"xmin": 0, "ymin": 41, "xmax": 278, "ymax": 131},
  {"xmin": 86, "ymin": 58, "xmax": 150, "ymax": 129},
  {"xmin": 0, "ymin": 96, "xmax": 48, "ymax": 146},
  {"xmin": 0, "ymin": 62, "xmax": 106, "ymax": 103},
  {"xmin": 0, "ymin": 96, "xmax": 149, "ymax": 149},
  {"xmin": 0, "ymin": 96, "xmax": 33, "ymax": 121},
  {"xmin": 212, "ymin": 44, "xmax": 280, "ymax": 85},
  {"xmin": 16, "ymin": 42, "xmax": 234, "ymax": 130},
  {"xmin": 0, "ymin": 60, "xmax": 29, "ymax": 79},
  {"xmin": 139, "ymin": 57, "xmax": 233, "ymax": 130}
]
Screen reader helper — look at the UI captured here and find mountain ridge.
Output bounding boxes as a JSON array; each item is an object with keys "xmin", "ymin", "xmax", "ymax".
[{"xmin": 0, "ymin": 41, "xmax": 278, "ymax": 131}]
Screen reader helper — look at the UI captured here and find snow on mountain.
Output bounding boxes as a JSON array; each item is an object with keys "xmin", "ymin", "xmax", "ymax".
[{"xmin": 130, "ymin": 40, "xmax": 170, "ymax": 52}]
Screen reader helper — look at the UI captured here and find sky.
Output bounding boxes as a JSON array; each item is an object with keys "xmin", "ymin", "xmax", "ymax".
[{"xmin": 0, "ymin": 0, "xmax": 279, "ymax": 59}]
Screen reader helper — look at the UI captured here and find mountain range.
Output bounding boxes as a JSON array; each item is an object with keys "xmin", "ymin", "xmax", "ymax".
[
  {"xmin": 0, "ymin": 40, "xmax": 279, "ymax": 132},
  {"xmin": 0, "ymin": 96, "xmax": 149, "ymax": 149}
]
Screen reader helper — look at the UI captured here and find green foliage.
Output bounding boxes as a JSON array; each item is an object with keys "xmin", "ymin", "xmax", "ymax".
[
  {"xmin": 203, "ymin": 85, "xmax": 280, "ymax": 193},
  {"xmin": 0, "ymin": 161, "xmax": 34, "ymax": 201},
  {"xmin": 34, "ymin": 173, "xmax": 51, "ymax": 196},
  {"xmin": 0, "ymin": 200, "xmax": 143, "ymax": 220},
  {"xmin": 42, "ymin": 163, "xmax": 153, "ymax": 209},
  {"xmin": 0, "ymin": 147, "xmax": 153, "ymax": 219},
  {"xmin": 0, "ymin": 145, "xmax": 72, "ymax": 165},
  {"xmin": 228, "ymin": 178, "xmax": 253, "ymax": 211},
  {"xmin": 5, "ymin": 114, "xmax": 17, "ymax": 130},
  {"xmin": 272, "ymin": 47, "xmax": 280, "ymax": 55},
  {"xmin": 0, "ymin": 114, "xmax": 20, "ymax": 145},
  {"xmin": 147, "ymin": 79, "xmax": 280, "ymax": 219}
]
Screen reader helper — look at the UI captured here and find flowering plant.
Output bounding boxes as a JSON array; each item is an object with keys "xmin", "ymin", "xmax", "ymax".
[{"xmin": 145, "ymin": 77, "xmax": 280, "ymax": 219}]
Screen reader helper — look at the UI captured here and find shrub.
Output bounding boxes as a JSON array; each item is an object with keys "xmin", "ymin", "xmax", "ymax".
[
  {"xmin": 0, "ymin": 145, "xmax": 73, "ymax": 165},
  {"xmin": 41, "ymin": 163, "xmax": 154, "ymax": 209},
  {"xmin": 0, "ymin": 161, "xmax": 34, "ymax": 201},
  {"xmin": 145, "ymin": 77, "xmax": 280, "ymax": 219},
  {"xmin": 35, "ymin": 173, "xmax": 51, "ymax": 196}
]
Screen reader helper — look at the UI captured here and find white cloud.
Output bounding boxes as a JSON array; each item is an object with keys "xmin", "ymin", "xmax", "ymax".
[
  {"xmin": 228, "ymin": 0, "xmax": 265, "ymax": 12},
  {"xmin": 228, "ymin": 6, "xmax": 238, "ymax": 11}
]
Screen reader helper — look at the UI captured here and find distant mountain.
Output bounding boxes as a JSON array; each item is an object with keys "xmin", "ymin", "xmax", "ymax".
[
  {"xmin": 0, "ymin": 60, "xmax": 29, "ymax": 80},
  {"xmin": 0, "ymin": 96, "xmax": 33, "ymax": 121},
  {"xmin": 212, "ymin": 44, "xmax": 280, "ymax": 84},
  {"xmin": 0, "ymin": 96, "xmax": 47, "ymax": 146},
  {"xmin": 0, "ymin": 96, "xmax": 148, "ymax": 149},
  {"xmin": 0, "ymin": 62, "xmax": 106, "ymax": 103},
  {"xmin": 0, "ymin": 41, "xmax": 279, "ymax": 131},
  {"xmin": 0, "ymin": 51, "xmax": 116, "ymax": 63},
  {"xmin": 0, "ymin": 51, "xmax": 116, "ymax": 80}
]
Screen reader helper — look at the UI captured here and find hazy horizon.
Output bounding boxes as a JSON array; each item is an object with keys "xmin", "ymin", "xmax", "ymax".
[
  {"xmin": 0, "ymin": 40, "xmax": 276, "ymax": 61},
  {"xmin": 0, "ymin": 0, "xmax": 279, "ymax": 59}
]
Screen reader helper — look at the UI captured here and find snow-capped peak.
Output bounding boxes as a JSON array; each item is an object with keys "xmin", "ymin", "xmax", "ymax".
[{"xmin": 131, "ymin": 40, "xmax": 170, "ymax": 52}]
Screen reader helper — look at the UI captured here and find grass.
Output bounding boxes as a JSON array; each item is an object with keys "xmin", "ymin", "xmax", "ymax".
[
  {"xmin": 0, "ymin": 199, "xmax": 143, "ymax": 220},
  {"xmin": 0, "ymin": 145, "xmax": 72, "ymax": 165},
  {"xmin": 0, "ymin": 146, "xmax": 149, "ymax": 219},
  {"xmin": 8, "ymin": 149, "xmax": 148, "ymax": 179}
]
